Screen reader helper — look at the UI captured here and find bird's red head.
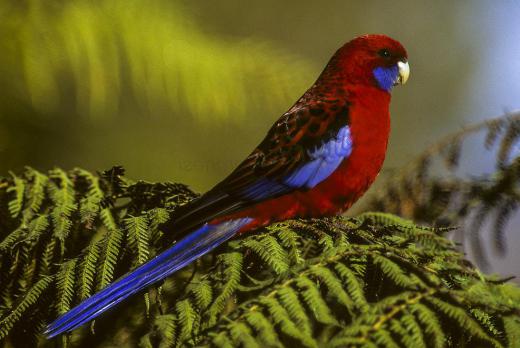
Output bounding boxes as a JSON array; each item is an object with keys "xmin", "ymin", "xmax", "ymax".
[{"xmin": 322, "ymin": 34, "xmax": 409, "ymax": 92}]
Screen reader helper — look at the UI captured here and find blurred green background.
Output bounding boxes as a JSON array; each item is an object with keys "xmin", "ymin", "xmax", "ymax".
[{"xmin": 1, "ymin": 0, "xmax": 519, "ymax": 276}]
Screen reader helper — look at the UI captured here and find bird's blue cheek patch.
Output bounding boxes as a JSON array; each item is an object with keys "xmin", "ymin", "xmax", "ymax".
[{"xmin": 373, "ymin": 65, "xmax": 399, "ymax": 92}]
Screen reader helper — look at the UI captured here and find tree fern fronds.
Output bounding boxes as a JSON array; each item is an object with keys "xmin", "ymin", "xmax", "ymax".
[
  {"xmin": 1, "ymin": 167, "xmax": 520, "ymax": 346},
  {"xmin": 99, "ymin": 207, "xmax": 118, "ymax": 232},
  {"xmin": 206, "ymin": 252, "xmax": 243, "ymax": 327},
  {"xmin": 365, "ymin": 112, "xmax": 520, "ymax": 267},
  {"xmin": 124, "ymin": 214, "xmax": 151, "ymax": 265},
  {"xmin": 388, "ymin": 318, "xmax": 419, "ymax": 348},
  {"xmin": 276, "ymin": 285, "xmax": 313, "ymax": 336},
  {"xmin": 497, "ymin": 117, "xmax": 520, "ymax": 167},
  {"xmin": 442, "ymin": 139, "xmax": 463, "ymax": 170},
  {"xmin": 147, "ymin": 207, "xmax": 170, "ymax": 242},
  {"xmin": 78, "ymin": 241, "xmax": 101, "ymax": 300},
  {"xmin": 410, "ymin": 302, "xmax": 445, "ymax": 348},
  {"xmin": 40, "ymin": 238, "xmax": 58, "ymax": 275},
  {"xmin": 334, "ymin": 263, "xmax": 368, "ymax": 311},
  {"xmin": 242, "ymin": 235, "xmax": 289, "ymax": 275},
  {"xmin": 275, "ymin": 226, "xmax": 304, "ymax": 265},
  {"xmin": 309, "ymin": 265, "xmax": 354, "ymax": 313},
  {"xmin": 372, "ymin": 254, "xmax": 416, "ymax": 289},
  {"xmin": 155, "ymin": 314, "xmax": 177, "ymax": 348},
  {"xmin": 175, "ymin": 299, "xmax": 197, "ymax": 345},
  {"xmin": 0, "ymin": 275, "xmax": 53, "ymax": 340},
  {"xmin": 492, "ymin": 198, "xmax": 517, "ymax": 255},
  {"xmin": 371, "ymin": 328, "xmax": 401, "ymax": 348},
  {"xmin": 74, "ymin": 168, "xmax": 104, "ymax": 228},
  {"xmin": 0, "ymin": 225, "xmax": 27, "ymax": 253},
  {"xmin": 243, "ymin": 310, "xmax": 282, "ymax": 347},
  {"xmin": 295, "ymin": 275, "xmax": 337, "ymax": 325},
  {"xmin": 210, "ymin": 331, "xmax": 235, "ymax": 348},
  {"xmin": 191, "ymin": 279, "xmax": 213, "ymax": 310},
  {"xmin": 485, "ymin": 118, "xmax": 505, "ymax": 150},
  {"xmin": 56, "ymin": 259, "xmax": 77, "ymax": 315},
  {"xmin": 236, "ymin": 321, "xmax": 267, "ymax": 348},
  {"xmin": 96, "ymin": 226, "xmax": 124, "ymax": 291},
  {"xmin": 425, "ymin": 297, "xmax": 502, "ymax": 347},
  {"xmin": 400, "ymin": 312, "xmax": 426, "ymax": 348},
  {"xmin": 22, "ymin": 167, "xmax": 48, "ymax": 222},
  {"xmin": 140, "ymin": 313, "xmax": 177, "ymax": 348},
  {"xmin": 470, "ymin": 308, "xmax": 500, "ymax": 336},
  {"xmin": 259, "ymin": 296, "xmax": 318, "ymax": 348},
  {"xmin": 7, "ymin": 172, "xmax": 25, "ymax": 218},
  {"xmin": 503, "ymin": 316, "xmax": 520, "ymax": 348},
  {"xmin": 25, "ymin": 214, "xmax": 50, "ymax": 243},
  {"xmin": 47, "ymin": 168, "xmax": 77, "ymax": 242}
]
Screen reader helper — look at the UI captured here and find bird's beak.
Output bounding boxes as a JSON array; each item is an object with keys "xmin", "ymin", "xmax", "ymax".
[{"xmin": 397, "ymin": 61, "xmax": 410, "ymax": 85}]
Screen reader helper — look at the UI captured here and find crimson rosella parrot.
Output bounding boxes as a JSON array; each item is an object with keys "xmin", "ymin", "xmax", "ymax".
[{"xmin": 45, "ymin": 34, "xmax": 409, "ymax": 338}]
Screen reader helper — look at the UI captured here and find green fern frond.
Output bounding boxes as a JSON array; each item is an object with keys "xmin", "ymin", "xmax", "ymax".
[
  {"xmin": 309, "ymin": 265, "xmax": 354, "ymax": 313},
  {"xmin": 275, "ymin": 226, "xmax": 304, "ymax": 265},
  {"xmin": 503, "ymin": 316, "xmax": 520, "ymax": 348},
  {"xmin": 296, "ymin": 275, "xmax": 338, "ymax": 325},
  {"xmin": 22, "ymin": 168, "xmax": 49, "ymax": 222},
  {"xmin": 372, "ymin": 254, "xmax": 417, "ymax": 289},
  {"xmin": 0, "ymin": 275, "xmax": 53, "ymax": 340},
  {"xmin": 276, "ymin": 285, "xmax": 313, "ymax": 336},
  {"xmin": 7, "ymin": 172, "xmax": 25, "ymax": 218},
  {"xmin": 426, "ymin": 297, "xmax": 502, "ymax": 347},
  {"xmin": 334, "ymin": 263, "xmax": 368, "ymax": 311},
  {"xmin": 124, "ymin": 215, "xmax": 151, "ymax": 265},
  {"xmin": 191, "ymin": 279, "xmax": 213, "ymax": 310},
  {"xmin": 56, "ymin": 259, "xmax": 77, "ymax": 315},
  {"xmin": 242, "ymin": 235, "xmax": 289, "ymax": 275},
  {"xmin": 75, "ymin": 168, "xmax": 104, "ymax": 228},
  {"xmin": 26, "ymin": 214, "xmax": 50, "ymax": 243},
  {"xmin": 400, "ymin": 312, "xmax": 426, "ymax": 348},
  {"xmin": 78, "ymin": 241, "xmax": 101, "ymax": 300},
  {"xmin": 410, "ymin": 303, "xmax": 445, "ymax": 348},
  {"xmin": 48, "ymin": 169, "xmax": 77, "ymax": 242},
  {"xmin": 0, "ymin": 225, "xmax": 26, "ymax": 253},
  {"xmin": 258, "ymin": 296, "xmax": 317, "ymax": 348},
  {"xmin": 96, "ymin": 226, "xmax": 125, "ymax": 290},
  {"xmin": 243, "ymin": 310, "xmax": 281, "ymax": 347},
  {"xmin": 175, "ymin": 299, "xmax": 197, "ymax": 345},
  {"xmin": 206, "ymin": 252, "xmax": 243, "ymax": 327}
]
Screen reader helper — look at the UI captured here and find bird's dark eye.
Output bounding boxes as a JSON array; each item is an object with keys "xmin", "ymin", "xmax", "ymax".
[{"xmin": 378, "ymin": 49, "xmax": 391, "ymax": 58}]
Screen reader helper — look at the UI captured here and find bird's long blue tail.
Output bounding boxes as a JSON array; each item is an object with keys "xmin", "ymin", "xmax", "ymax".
[{"xmin": 45, "ymin": 217, "xmax": 252, "ymax": 338}]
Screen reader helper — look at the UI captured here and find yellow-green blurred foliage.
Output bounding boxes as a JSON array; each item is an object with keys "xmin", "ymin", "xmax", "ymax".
[{"xmin": 0, "ymin": 0, "xmax": 314, "ymax": 186}]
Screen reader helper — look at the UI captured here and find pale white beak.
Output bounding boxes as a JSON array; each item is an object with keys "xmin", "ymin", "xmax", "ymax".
[{"xmin": 397, "ymin": 61, "xmax": 410, "ymax": 85}]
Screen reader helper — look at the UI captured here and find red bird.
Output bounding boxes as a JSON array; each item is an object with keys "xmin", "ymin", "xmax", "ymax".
[{"xmin": 46, "ymin": 34, "xmax": 409, "ymax": 337}]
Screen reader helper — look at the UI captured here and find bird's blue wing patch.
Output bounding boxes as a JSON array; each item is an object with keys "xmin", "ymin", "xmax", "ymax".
[
  {"xmin": 241, "ymin": 125, "xmax": 353, "ymax": 201},
  {"xmin": 284, "ymin": 125, "xmax": 353, "ymax": 189}
]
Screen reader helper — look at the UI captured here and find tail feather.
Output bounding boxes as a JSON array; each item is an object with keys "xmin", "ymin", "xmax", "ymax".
[{"xmin": 45, "ymin": 217, "xmax": 253, "ymax": 338}]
